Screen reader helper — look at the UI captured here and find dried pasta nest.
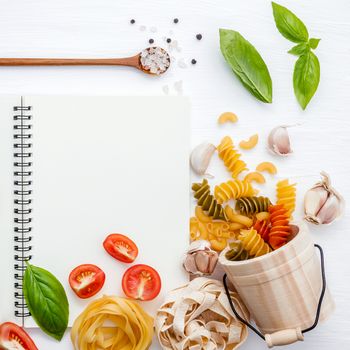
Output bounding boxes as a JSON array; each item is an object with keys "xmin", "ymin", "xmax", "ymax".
[
  {"xmin": 71, "ymin": 295, "xmax": 154, "ymax": 350},
  {"xmin": 155, "ymin": 277, "xmax": 249, "ymax": 350}
]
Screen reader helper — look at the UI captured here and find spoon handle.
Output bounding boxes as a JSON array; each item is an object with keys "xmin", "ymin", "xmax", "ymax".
[{"xmin": 0, "ymin": 55, "xmax": 140, "ymax": 67}]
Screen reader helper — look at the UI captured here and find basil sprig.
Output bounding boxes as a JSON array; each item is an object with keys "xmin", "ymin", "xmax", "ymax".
[
  {"xmin": 23, "ymin": 262, "xmax": 69, "ymax": 341},
  {"xmin": 219, "ymin": 29, "xmax": 273, "ymax": 103},
  {"xmin": 272, "ymin": 2, "xmax": 321, "ymax": 109}
]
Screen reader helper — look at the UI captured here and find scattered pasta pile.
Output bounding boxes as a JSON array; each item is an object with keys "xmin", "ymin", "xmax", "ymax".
[
  {"xmin": 190, "ymin": 135, "xmax": 297, "ymax": 260},
  {"xmin": 71, "ymin": 295, "xmax": 154, "ymax": 350}
]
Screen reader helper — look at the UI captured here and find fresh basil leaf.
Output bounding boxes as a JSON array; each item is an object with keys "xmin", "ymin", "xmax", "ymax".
[
  {"xmin": 293, "ymin": 51, "xmax": 320, "ymax": 109},
  {"xmin": 23, "ymin": 262, "xmax": 69, "ymax": 341},
  {"xmin": 309, "ymin": 38, "xmax": 321, "ymax": 49},
  {"xmin": 272, "ymin": 2, "xmax": 309, "ymax": 43},
  {"xmin": 219, "ymin": 29, "xmax": 272, "ymax": 103},
  {"xmin": 288, "ymin": 42, "xmax": 310, "ymax": 56}
]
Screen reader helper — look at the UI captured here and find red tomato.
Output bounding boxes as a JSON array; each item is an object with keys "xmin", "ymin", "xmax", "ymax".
[
  {"xmin": 122, "ymin": 264, "xmax": 161, "ymax": 301},
  {"xmin": 69, "ymin": 264, "xmax": 105, "ymax": 299},
  {"xmin": 103, "ymin": 234, "xmax": 138, "ymax": 263},
  {"xmin": 0, "ymin": 322, "xmax": 38, "ymax": 350}
]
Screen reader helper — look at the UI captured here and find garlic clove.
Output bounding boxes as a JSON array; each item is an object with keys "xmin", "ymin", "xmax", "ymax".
[
  {"xmin": 194, "ymin": 251, "xmax": 210, "ymax": 274},
  {"xmin": 183, "ymin": 254, "xmax": 198, "ymax": 274},
  {"xmin": 304, "ymin": 186, "xmax": 329, "ymax": 223},
  {"xmin": 267, "ymin": 126, "xmax": 293, "ymax": 156},
  {"xmin": 304, "ymin": 172, "xmax": 345, "ymax": 225},
  {"xmin": 187, "ymin": 239, "xmax": 211, "ymax": 254},
  {"xmin": 183, "ymin": 241, "xmax": 218, "ymax": 275},
  {"xmin": 190, "ymin": 142, "xmax": 216, "ymax": 177},
  {"xmin": 316, "ymin": 193, "xmax": 342, "ymax": 225},
  {"xmin": 208, "ymin": 252, "xmax": 219, "ymax": 273}
]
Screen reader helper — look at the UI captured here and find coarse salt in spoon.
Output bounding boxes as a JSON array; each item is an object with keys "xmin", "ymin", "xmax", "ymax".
[{"xmin": 0, "ymin": 47, "xmax": 171, "ymax": 76}]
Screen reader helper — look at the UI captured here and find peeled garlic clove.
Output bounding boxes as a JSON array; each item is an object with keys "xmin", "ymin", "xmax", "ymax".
[
  {"xmin": 268, "ymin": 126, "xmax": 292, "ymax": 156},
  {"xmin": 304, "ymin": 172, "xmax": 345, "ymax": 225},
  {"xmin": 190, "ymin": 142, "xmax": 216, "ymax": 177}
]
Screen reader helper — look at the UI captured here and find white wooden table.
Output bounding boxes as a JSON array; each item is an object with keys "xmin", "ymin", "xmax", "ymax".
[{"xmin": 0, "ymin": 0, "xmax": 349, "ymax": 348}]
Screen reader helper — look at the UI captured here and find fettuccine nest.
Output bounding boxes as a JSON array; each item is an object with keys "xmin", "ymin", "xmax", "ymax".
[
  {"xmin": 155, "ymin": 277, "xmax": 249, "ymax": 350},
  {"xmin": 71, "ymin": 295, "xmax": 154, "ymax": 350}
]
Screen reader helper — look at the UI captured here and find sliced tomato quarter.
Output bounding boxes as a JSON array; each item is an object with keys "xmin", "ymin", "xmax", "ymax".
[
  {"xmin": 103, "ymin": 233, "xmax": 138, "ymax": 263},
  {"xmin": 69, "ymin": 264, "xmax": 105, "ymax": 299},
  {"xmin": 0, "ymin": 322, "xmax": 38, "ymax": 350},
  {"xmin": 122, "ymin": 264, "xmax": 161, "ymax": 301}
]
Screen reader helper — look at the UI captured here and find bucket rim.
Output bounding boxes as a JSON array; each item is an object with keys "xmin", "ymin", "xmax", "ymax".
[{"xmin": 219, "ymin": 221, "xmax": 310, "ymax": 266}]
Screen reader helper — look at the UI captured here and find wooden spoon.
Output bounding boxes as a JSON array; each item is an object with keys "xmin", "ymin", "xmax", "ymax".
[{"xmin": 0, "ymin": 47, "xmax": 171, "ymax": 75}]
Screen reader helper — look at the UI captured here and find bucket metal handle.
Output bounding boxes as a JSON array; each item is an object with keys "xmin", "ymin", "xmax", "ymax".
[{"xmin": 223, "ymin": 244, "xmax": 326, "ymax": 348}]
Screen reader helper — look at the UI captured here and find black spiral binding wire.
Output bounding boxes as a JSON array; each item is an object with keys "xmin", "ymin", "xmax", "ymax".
[{"xmin": 13, "ymin": 97, "xmax": 32, "ymax": 324}]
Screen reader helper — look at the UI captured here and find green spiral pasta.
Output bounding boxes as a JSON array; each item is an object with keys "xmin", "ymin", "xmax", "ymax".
[
  {"xmin": 225, "ymin": 240, "xmax": 249, "ymax": 261},
  {"xmin": 235, "ymin": 196, "xmax": 271, "ymax": 215},
  {"xmin": 192, "ymin": 179, "xmax": 227, "ymax": 221}
]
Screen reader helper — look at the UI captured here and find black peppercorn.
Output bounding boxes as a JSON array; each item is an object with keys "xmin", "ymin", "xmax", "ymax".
[
  {"xmin": 166, "ymin": 38, "xmax": 171, "ymax": 43},
  {"xmin": 196, "ymin": 34, "xmax": 202, "ymax": 40},
  {"xmin": 149, "ymin": 38, "xmax": 154, "ymax": 44},
  {"xmin": 130, "ymin": 19, "xmax": 135, "ymax": 24},
  {"xmin": 173, "ymin": 18, "xmax": 179, "ymax": 24},
  {"xmin": 191, "ymin": 59, "xmax": 197, "ymax": 65}
]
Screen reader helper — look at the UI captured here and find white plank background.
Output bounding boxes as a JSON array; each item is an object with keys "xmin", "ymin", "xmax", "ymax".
[{"xmin": 0, "ymin": 0, "xmax": 349, "ymax": 348}]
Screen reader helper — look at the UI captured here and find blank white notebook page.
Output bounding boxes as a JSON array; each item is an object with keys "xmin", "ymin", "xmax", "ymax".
[{"xmin": 0, "ymin": 95, "xmax": 190, "ymax": 327}]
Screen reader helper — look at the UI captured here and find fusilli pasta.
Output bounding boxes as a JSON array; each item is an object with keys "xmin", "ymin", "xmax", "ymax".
[
  {"xmin": 192, "ymin": 179, "xmax": 227, "ymax": 220},
  {"xmin": 225, "ymin": 240, "xmax": 250, "ymax": 261},
  {"xmin": 217, "ymin": 136, "xmax": 248, "ymax": 178},
  {"xmin": 214, "ymin": 180, "xmax": 255, "ymax": 204},
  {"xmin": 253, "ymin": 219, "xmax": 270, "ymax": 242},
  {"xmin": 269, "ymin": 204, "xmax": 291, "ymax": 249},
  {"xmin": 238, "ymin": 228, "xmax": 271, "ymax": 257},
  {"xmin": 276, "ymin": 179, "xmax": 296, "ymax": 218},
  {"xmin": 235, "ymin": 196, "xmax": 271, "ymax": 215}
]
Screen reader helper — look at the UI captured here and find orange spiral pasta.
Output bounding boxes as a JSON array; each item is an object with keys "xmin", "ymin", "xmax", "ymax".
[
  {"xmin": 276, "ymin": 179, "xmax": 296, "ymax": 218},
  {"xmin": 237, "ymin": 228, "xmax": 271, "ymax": 257},
  {"xmin": 214, "ymin": 180, "xmax": 255, "ymax": 204},
  {"xmin": 268, "ymin": 204, "xmax": 291, "ymax": 249},
  {"xmin": 217, "ymin": 136, "xmax": 248, "ymax": 178},
  {"xmin": 253, "ymin": 219, "xmax": 270, "ymax": 242}
]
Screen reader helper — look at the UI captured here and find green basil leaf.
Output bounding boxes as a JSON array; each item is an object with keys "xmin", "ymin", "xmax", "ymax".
[
  {"xmin": 293, "ymin": 51, "xmax": 320, "ymax": 110},
  {"xmin": 309, "ymin": 38, "xmax": 321, "ymax": 49},
  {"xmin": 219, "ymin": 28, "xmax": 272, "ymax": 103},
  {"xmin": 23, "ymin": 262, "xmax": 69, "ymax": 341},
  {"xmin": 288, "ymin": 42, "xmax": 310, "ymax": 56},
  {"xmin": 272, "ymin": 2, "xmax": 309, "ymax": 43}
]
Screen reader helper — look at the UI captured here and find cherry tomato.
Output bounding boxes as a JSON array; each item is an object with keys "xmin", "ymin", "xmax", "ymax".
[
  {"xmin": 69, "ymin": 264, "xmax": 105, "ymax": 299},
  {"xmin": 103, "ymin": 234, "xmax": 138, "ymax": 263},
  {"xmin": 122, "ymin": 264, "xmax": 161, "ymax": 301},
  {"xmin": 0, "ymin": 322, "xmax": 38, "ymax": 350}
]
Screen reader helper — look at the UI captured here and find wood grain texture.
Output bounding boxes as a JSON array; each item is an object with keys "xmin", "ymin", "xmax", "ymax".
[{"xmin": 0, "ymin": 0, "xmax": 349, "ymax": 348}]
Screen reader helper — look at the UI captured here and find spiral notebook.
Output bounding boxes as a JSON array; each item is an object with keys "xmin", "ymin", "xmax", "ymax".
[{"xmin": 0, "ymin": 95, "xmax": 190, "ymax": 327}]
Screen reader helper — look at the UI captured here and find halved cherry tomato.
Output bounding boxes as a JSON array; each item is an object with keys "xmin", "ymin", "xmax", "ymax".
[
  {"xmin": 122, "ymin": 264, "xmax": 161, "ymax": 301},
  {"xmin": 103, "ymin": 234, "xmax": 138, "ymax": 263},
  {"xmin": 69, "ymin": 264, "xmax": 105, "ymax": 299},
  {"xmin": 0, "ymin": 322, "xmax": 38, "ymax": 350}
]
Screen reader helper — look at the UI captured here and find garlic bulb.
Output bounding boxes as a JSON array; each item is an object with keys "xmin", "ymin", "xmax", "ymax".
[
  {"xmin": 190, "ymin": 142, "xmax": 216, "ymax": 177},
  {"xmin": 268, "ymin": 125, "xmax": 293, "ymax": 156},
  {"xmin": 183, "ymin": 240, "xmax": 218, "ymax": 276},
  {"xmin": 304, "ymin": 172, "xmax": 345, "ymax": 225}
]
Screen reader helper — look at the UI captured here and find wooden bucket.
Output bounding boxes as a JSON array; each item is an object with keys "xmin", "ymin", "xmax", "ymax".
[{"xmin": 218, "ymin": 222, "xmax": 335, "ymax": 348}]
